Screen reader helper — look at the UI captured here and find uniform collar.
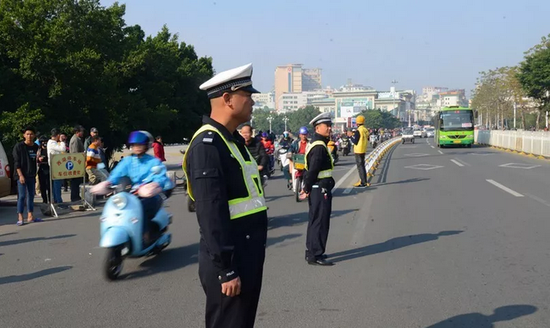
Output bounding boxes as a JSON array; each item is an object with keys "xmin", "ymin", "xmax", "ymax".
[
  {"xmin": 202, "ymin": 116, "xmax": 244, "ymax": 143},
  {"xmin": 312, "ymin": 133, "xmax": 329, "ymax": 144}
]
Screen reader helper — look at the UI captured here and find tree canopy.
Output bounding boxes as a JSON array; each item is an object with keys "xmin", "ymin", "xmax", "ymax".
[
  {"xmin": 250, "ymin": 105, "xmax": 321, "ymax": 134},
  {"xmin": 0, "ymin": 0, "xmax": 213, "ymax": 156},
  {"xmin": 356, "ymin": 109, "xmax": 401, "ymax": 129}
]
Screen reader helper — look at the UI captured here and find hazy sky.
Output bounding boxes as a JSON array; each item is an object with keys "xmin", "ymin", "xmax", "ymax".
[{"xmin": 101, "ymin": 0, "xmax": 549, "ymax": 96}]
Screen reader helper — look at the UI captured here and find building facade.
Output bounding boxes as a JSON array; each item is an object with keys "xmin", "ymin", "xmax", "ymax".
[
  {"xmin": 274, "ymin": 64, "xmax": 303, "ymax": 110},
  {"xmin": 278, "ymin": 92, "xmax": 308, "ymax": 113},
  {"xmin": 252, "ymin": 92, "xmax": 275, "ymax": 110},
  {"xmin": 439, "ymin": 89, "xmax": 468, "ymax": 107},
  {"xmin": 302, "ymin": 68, "xmax": 322, "ymax": 91}
]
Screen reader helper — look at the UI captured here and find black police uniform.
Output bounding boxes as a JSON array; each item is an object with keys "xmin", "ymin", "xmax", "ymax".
[
  {"xmin": 303, "ymin": 132, "xmax": 335, "ymax": 264},
  {"xmin": 186, "ymin": 116, "xmax": 268, "ymax": 328}
]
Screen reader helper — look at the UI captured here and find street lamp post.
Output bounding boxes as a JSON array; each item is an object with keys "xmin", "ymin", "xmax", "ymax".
[
  {"xmin": 250, "ymin": 115, "xmax": 254, "ymax": 126},
  {"xmin": 283, "ymin": 116, "xmax": 289, "ymax": 132},
  {"xmin": 391, "ymin": 79, "xmax": 399, "ymax": 122},
  {"xmin": 267, "ymin": 115, "xmax": 273, "ymax": 132}
]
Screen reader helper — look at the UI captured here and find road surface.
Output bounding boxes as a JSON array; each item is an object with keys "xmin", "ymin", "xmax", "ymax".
[{"xmin": 1, "ymin": 139, "xmax": 548, "ymax": 327}]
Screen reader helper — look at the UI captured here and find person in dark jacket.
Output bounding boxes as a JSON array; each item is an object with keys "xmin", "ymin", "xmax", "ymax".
[
  {"xmin": 12, "ymin": 127, "xmax": 41, "ymax": 225},
  {"xmin": 240, "ymin": 124, "xmax": 269, "ymax": 183},
  {"xmin": 36, "ymin": 136, "xmax": 50, "ymax": 204}
]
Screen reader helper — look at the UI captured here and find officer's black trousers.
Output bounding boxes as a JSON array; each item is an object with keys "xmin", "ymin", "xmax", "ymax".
[
  {"xmin": 198, "ymin": 240, "xmax": 265, "ymax": 328},
  {"xmin": 306, "ymin": 186, "xmax": 332, "ymax": 259},
  {"xmin": 355, "ymin": 153, "xmax": 367, "ymax": 184}
]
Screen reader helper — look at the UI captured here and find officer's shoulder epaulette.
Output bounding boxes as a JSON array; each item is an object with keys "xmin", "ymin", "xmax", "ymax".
[{"xmin": 200, "ymin": 130, "xmax": 218, "ymax": 144}]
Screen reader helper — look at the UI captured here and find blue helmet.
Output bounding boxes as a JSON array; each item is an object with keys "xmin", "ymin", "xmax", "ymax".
[
  {"xmin": 128, "ymin": 130, "xmax": 153, "ymax": 148},
  {"xmin": 262, "ymin": 132, "xmax": 269, "ymax": 138},
  {"xmin": 299, "ymin": 126, "xmax": 308, "ymax": 135}
]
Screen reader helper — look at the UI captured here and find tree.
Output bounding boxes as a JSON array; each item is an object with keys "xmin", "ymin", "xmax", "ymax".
[
  {"xmin": 356, "ymin": 109, "xmax": 400, "ymax": 129},
  {"xmin": 471, "ymin": 68, "xmax": 514, "ymax": 129},
  {"xmin": 518, "ymin": 34, "xmax": 550, "ymax": 130},
  {"xmin": 0, "ymin": 0, "xmax": 213, "ymax": 159}
]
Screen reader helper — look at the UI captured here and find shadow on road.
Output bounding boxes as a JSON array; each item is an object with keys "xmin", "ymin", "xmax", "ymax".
[
  {"xmin": 0, "ymin": 266, "xmax": 72, "ymax": 285},
  {"xmin": 120, "ymin": 242, "xmax": 199, "ymax": 280},
  {"xmin": 373, "ymin": 177, "xmax": 430, "ymax": 187},
  {"xmin": 265, "ymin": 194, "xmax": 292, "ymax": 202},
  {"xmin": 329, "ymin": 230, "xmax": 463, "ymax": 263},
  {"xmin": 0, "ymin": 234, "xmax": 76, "ymax": 247},
  {"xmin": 268, "ymin": 209, "xmax": 357, "ymax": 231},
  {"xmin": 0, "ymin": 232, "xmax": 18, "ymax": 238},
  {"xmin": 424, "ymin": 305, "xmax": 537, "ymax": 328},
  {"xmin": 266, "ymin": 233, "xmax": 302, "ymax": 247}
]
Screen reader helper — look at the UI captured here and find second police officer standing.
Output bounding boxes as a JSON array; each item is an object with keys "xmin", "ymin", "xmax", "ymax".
[
  {"xmin": 183, "ymin": 63, "xmax": 268, "ymax": 328},
  {"xmin": 300, "ymin": 112, "xmax": 335, "ymax": 266}
]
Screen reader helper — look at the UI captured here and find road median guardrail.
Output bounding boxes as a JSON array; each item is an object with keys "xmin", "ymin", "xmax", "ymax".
[
  {"xmin": 475, "ymin": 130, "xmax": 550, "ymax": 159},
  {"xmin": 363, "ymin": 137, "xmax": 401, "ymax": 186}
]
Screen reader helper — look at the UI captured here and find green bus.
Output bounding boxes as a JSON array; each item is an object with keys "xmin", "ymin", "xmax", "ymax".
[{"xmin": 435, "ymin": 106, "xmax": 474, "ymax": 148}]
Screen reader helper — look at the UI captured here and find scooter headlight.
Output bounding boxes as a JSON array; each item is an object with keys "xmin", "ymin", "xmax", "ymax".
[{"xmin": 112, "ymin": 194, "xmax": 128, "ymax": 210}]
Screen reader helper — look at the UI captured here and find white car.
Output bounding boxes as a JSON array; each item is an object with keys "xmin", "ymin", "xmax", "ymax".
[
  {"xmin": 402, "ymin": 129, "xmax": 415, "ymax": 144},
  {"xmin": 413, "ymin": 129, "xmax": 423, "ymax": 138},
  {"xmin": 425, "ymin": 128, "xmax": 435, "ymax": 138}
]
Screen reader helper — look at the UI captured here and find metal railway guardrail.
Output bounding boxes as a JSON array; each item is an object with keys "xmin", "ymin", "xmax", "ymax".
[
  {"xmin": 363, "ymin": 137, "xmax": 401, "ymax": 186},
  {"xmin": 475, "ymin": 130, "xmax": 550, "ymax": 158}
]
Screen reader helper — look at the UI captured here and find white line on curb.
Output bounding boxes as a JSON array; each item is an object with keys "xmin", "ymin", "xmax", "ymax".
[
  {"xmin": 450, "ymin": 159, "xmax": 464, "ymax": 167},
  {"xmin": 486, "ymin": 179, "xmax": 524, "ymax": 197}
]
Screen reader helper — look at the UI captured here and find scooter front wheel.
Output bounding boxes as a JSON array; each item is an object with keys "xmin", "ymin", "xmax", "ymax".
[{"xmin": 104, "ymin": 247, "xmax": 123, "ymax": 281}]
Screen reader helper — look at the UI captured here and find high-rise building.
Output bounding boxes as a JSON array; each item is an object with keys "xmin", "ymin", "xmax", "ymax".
[
  {"xmin": 274, "ymin": 64, "xmax": 303, "ymax": 110},
  {"xmin": 439, "ymin": 89, "xmax": 468, "ymax": 107},
  {"xmin": 302, "ymin": 68, "xmax": 322, "ymax": 91}
]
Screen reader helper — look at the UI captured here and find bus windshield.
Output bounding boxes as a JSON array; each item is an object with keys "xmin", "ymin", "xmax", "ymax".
[{"xmin": 440, "ymin": 111, "xmax": 474, "ymax": 131}]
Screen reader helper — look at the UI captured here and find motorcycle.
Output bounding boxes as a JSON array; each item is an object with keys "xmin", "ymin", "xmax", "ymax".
[
  {"xmin": 99, "ymin": 166, "xmax": 174, "ymax": 280},
  {"xmin": 339, "ymin": 138, "xmax": 350, "ymax": 156},
  {"xmin": 292, "ymin": 154, "xmax": 306, "ymax": 202}
]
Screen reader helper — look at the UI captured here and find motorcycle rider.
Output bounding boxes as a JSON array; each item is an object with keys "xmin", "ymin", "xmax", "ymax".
[
  {"xmin": 337, "ymin": 131, "xmax": 351, "ymax": 156},
  {"xmin": 279, "ymin": 131, "xmax": 294, "ymax": 144},
  {"xmin": 91, "ymin": 130, "xmax": 172, "ymax": 244},
  {"xmin": 260, "ymin": 132, "xmax": 275, "ymax": 173},
  {"xmin": 290, "ymin": 126, "xmax": 309, "ymax": 155}
]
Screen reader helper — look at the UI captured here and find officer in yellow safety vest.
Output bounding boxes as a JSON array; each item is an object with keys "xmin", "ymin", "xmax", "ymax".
[
  {"xmin": 300, "ymin": 112, "xmax": 335, "ymax": 266},
  {"xmin": 349, "ymin": 115, "xmax": 370, "ymax": 187},
  {"xmin": 183, "ymin": 63, "xmax": 268, "ymax": 328}
]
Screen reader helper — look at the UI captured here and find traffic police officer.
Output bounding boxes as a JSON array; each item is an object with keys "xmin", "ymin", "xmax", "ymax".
[
  {"xmin": 183, "ymin": 63, "xmax": 268, "ymax": 328},
  {"xmin": 301, "ymin": 112, "xmax": 335, "ymax": 266}
]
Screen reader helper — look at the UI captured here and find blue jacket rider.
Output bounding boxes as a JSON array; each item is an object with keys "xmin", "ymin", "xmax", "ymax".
[{"xmin": 92, "ymin": 131, "xmax": 172, "ymax": 242}]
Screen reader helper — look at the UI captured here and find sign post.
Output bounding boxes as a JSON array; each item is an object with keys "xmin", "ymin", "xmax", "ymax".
[{"xmin": 50, "ymin": 153, "xmax": 95, "ymax": 217}]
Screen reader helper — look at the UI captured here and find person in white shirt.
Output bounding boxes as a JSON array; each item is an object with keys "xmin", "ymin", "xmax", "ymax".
[{"xmin": 47, "ymin": 128, "xmax": 66, "ymax": 204}]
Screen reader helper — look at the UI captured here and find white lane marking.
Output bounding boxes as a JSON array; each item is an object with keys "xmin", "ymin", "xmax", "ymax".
[
  {"xmin": 499, "ymin": 163, "xmax": 541, "ymax": 170},
  {"xmin": 525, "ymin": 193, "xmax": 550, "ymax": 208},
  {"xmin": 455, "ymin": 158, "xmax": 471, "ymax": 167},
  {"xmin": 438, "ymin": 150, "xmax": 444, "ymax": 154},
  {"xmin": 343, "ymin": 187, "xmax": 353, "ymax": 194},
  {"xmin": 404, "ymin": 153, "xmax": 430, "ymax": 157},
  {"xmin": 450, "ymin": 159, "xmax": 464, "ymax": 167},
  {"xmin": 430, "ymin": 146, "xmax": 435, "ymax": 149},
  {"xmin": 486, "ymin": 179, "xmax": 524, "ymax": 197},
  {"xmin": 333, "ymin": 162, "xmax": 359, "ymax": 190},
  {"xmin": 404, "ymin": 164, "xmax": 444, "ymax": 170}
]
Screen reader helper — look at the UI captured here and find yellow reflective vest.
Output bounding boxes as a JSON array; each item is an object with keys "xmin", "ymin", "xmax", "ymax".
[
  {"xmin": 354, "ymin": 125, "xmax": 369, "ymax": 154},
  {"xmin": 304, "ymin": 140, "xmax": 334, "ymax": 179},
  {"xmin": 183, "ymin": 124, "xmax": 267, "ymax": 220}
]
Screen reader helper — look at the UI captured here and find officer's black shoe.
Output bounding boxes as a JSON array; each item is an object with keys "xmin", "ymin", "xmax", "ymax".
[
  {"xmin": 307, "ymin": 258, "xmax": 334, "ymax": 266},
  {"xmin": 305, "ymin": 254, "xmax": 328, "ymax": 261}
]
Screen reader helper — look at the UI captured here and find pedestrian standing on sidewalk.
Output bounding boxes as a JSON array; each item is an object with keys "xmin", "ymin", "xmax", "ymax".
[
  {"xmin": 69, "ymin": 125, "xmax": 85, "ymax": 201},
  {"xmin": 36, "ymin": 136, "xmax": 50, "ymax": 204},
  {"xmin": 47, "ymin": 128, "xmax": 66, "ymax": 204},
  {"xmin": 12, "ymin": 127, "xmax": 42, "ymax": 225},
  {"xmin": 153, "ymin": 136, "xmax": 166, "ymax": 162},
  {"xmin": 60, "ymin": 133, "xmax": 69, "ymax": 192}
]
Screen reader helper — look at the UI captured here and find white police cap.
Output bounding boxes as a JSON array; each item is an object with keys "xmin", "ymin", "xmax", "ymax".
[
  {"xmin": 199, "ymin": 63, "xmax": 260, "ymax": 99},
  {"xmin": 309, "ymin": 112, "xmax": 332, "ymax": 126}
]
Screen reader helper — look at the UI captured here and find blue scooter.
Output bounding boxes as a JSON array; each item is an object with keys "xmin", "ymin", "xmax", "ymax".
[{"xmin": 98, "ymin": 165, "xmax": 174, "ymax": 280}]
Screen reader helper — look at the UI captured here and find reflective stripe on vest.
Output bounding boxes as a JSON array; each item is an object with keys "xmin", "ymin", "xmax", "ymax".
[
  {"xmin": 183, "ymin": 124, "xmax": 267, "ymax": 220},
  {"xmin": 304, "ymin": 140, "xmax": 334, "ymax": 179},
  {"xmin": 354, "ymin": 125, "xmax": 369, "ymax": 154}
]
